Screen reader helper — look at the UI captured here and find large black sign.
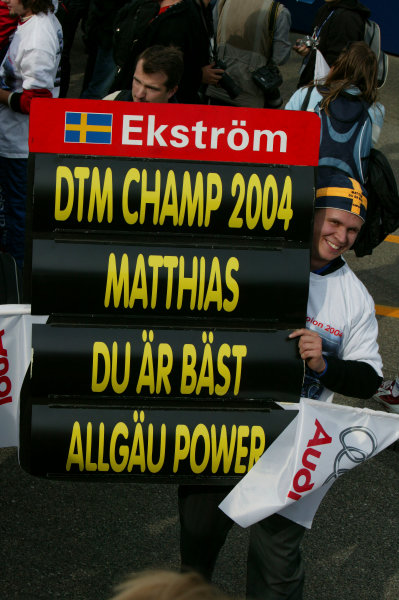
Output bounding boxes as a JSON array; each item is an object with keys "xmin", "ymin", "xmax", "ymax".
[{"xmin": 21, "ymin": 101, "xmax": 320, "ymax": 482}]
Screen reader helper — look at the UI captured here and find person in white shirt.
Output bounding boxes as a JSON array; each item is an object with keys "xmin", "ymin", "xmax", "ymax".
[
  {"xmin": 178, "ymin": 172, "xmax": 383, "ymax": 600},
  {"xmin": 0, "ymin": 0, "xmax": 62, "ymax": 268}
]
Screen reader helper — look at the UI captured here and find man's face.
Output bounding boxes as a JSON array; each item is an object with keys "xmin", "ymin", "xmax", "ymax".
[
  {"xmin": 3, "ymin": 0, "xmax": 32, "ymax": 18},
  {"xmin": 311, "ymin": 208, "xmax": 363, "ymax": 270},
  {"xmin": 132, "ymin": 59, "xmax": 176, "ymax": 103}
]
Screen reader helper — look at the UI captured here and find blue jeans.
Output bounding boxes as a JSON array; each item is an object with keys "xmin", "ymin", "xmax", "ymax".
[
  {"xmin": 80, "ymin": 46, "xmax": 117, "ymax": 99},
  {"xmin": 0, "ymin": 157, "xmax": 28, "ymax": 268}
]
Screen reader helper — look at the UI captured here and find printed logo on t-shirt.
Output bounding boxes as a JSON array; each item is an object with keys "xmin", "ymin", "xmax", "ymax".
[{"xmin": 306, "ymin": 315, "xmax": 343, "ymax": 353}]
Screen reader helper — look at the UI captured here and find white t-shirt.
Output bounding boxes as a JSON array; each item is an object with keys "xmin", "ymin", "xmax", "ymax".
[
  {"xmin": 302, "ymin": 260, "xmax": 383, "ymax": 403},
  {"xmin": 0, "ymin": 11, "xmax": 63, "ymax": 158}
]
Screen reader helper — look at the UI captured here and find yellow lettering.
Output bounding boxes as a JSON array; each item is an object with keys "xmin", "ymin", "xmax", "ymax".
[
  {"xmin": 235, "ymin": 425, "xmax": 249, "ymax": 473},
  {"xmin": 163, "ymin": 256, "xmax": 178, "ymax": 309},
  {"xmin": 211, "ymin": 424, "xmax": 237, "ymax": 473},
  {"xmin": 109, "ymin": 422, "xmax": 130, "ymax": 472},
  {"xmin": 179, "ymin": 171, "xmax": 204, "ymax": 226},
  {"xmin": 104, "ymin": 253, "xmax": 130, "ymax": 308},
  {"xmin": 91, "ymin": 341, "xmax": 111, "ymax": 392},
  {"xmin": 203, "ymin": 257, "xmax": 222, "ymax": 310},
  {"xmin": 147, "ymin": 423, "xmax": 166, "ymax": 473},
  {"xmin": 88, "ymin": 167, "xmax": 113, "ymax": 223},
  {"xmin": 136, "ymin": 335, "xmax": 155, "ymax": 394},
  {"xmin": 248, "ymin": 426, "xmax": 266, "ymax": 470},
  {"xmin": 177, "ymin": 256, "xmax": 197, "ymax": 310},
  {"xmin": 54, "ymin": 166, "xmax": 74, "ymax": 222},
  {"xmin": 215, "ymin": 344, "xmax": 231, "ymax": 396},
  {"xmin": 190, "ymin": 424, "xmax": 210, "ymax": 473},
  {"xmin": 173, "ymin": 424, "xmax": 191, "ymax": 472},
  {"xmin": 232, "ymin": 345, "xmax": 247, "ymax": 394},
  {"xmin": 66, "ymin": 421, "xmax": 84, "ymax": 471},
  {"xmin": 180, "ymin": 344, "xmax": 197, "ymax": 394},
  {"xmin": 159, "ymin": 170, "xmax": 178, "ymax": 225},
  {"xmin": 111, "ymin": 341, "xmax": 130, "ymax": 394},
  {"xmin": 129, "ymin": 253, "xmax": 148, "ymax": 308},
  {"xmin": 205, "ymin": 173, "xmax": 222, "ymax": 226},
  {"xmin": 148, "ymin": 255, "xmax": 163, "ymax": 309},
  {"xmin": 122, "ymin": 168, "xmax": 140, "ymax": 225},
  {"xmin": 223, "ymin": 257, "xmax": 239, "ymax": 312},
  {"xmin": 97, "ymin": 422, "xmax": 110, "ymax": 471},
  {"xmin": 156, "ymin": 343, "xmax": 173, "ymax": 394},
  {"xmin": 85, "ymin": 422, "xmax": 97, "ymax": 471},
  {"xmin": 74, "ymin": 166, "xmax": 90, "ymax": 222},
  {"xmin": 140, "ymin": 169, "xmax": 161, "ymax": 225}
]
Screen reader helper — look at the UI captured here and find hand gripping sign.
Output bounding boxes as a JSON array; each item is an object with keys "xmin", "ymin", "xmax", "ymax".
[{"xmin": 20, "ymin": 99, "xmax": 320, "ymax": 482}]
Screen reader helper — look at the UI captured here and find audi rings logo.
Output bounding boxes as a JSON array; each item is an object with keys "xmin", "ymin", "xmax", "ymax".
[{"xmin": 324, "ymin": 426, "xmax": 377, "ymax": 485}]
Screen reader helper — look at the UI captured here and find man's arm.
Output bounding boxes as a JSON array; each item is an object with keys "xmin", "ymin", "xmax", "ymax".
[
  {"xmin": 319, "ymin": 355, "xmax": 382, "ymax": 399},
  {"xmin": 271, "ymin": 6, "xmax": 291, "ymax": 66}
]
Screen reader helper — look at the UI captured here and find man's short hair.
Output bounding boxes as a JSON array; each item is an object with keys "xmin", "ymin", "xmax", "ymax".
[
  {"xmin": 137, "ymin": 45, "xmax": 184, "ymax": 91},
  {"xmin": 21, "ymin": 0, "xmax": 54, "ymax": 14}
]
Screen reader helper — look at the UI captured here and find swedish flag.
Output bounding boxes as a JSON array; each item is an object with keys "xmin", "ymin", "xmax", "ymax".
[{"xmin": 64, "ymin": 112, "xmax": 113, "ymax": 144}]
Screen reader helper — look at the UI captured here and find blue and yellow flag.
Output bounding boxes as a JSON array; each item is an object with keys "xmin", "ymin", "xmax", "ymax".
[{"xmin": 64, "ymin": 112, "xmax": 113, "ymax": 144}]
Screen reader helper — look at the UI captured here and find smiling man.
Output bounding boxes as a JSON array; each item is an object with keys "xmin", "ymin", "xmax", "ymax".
[
  {"xmin": 178, "ymin": 172, "xmax": 383, "ymax": 600},
  {"xmin": 289, "ymin": 172, "xmax": 383, "ymax": 403},
  {"xmin": 104, "ymin": 45, "xmax": 183, "ymax": 103}
]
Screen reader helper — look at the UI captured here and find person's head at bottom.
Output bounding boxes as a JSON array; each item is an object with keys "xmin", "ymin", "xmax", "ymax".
[
  {"xmin": 107, "ymin": 569, "xmax": 234, "ymax": 600},
  {"xmin": 132, "ymin": 45, "xmax": 184, "ymax": 103}
]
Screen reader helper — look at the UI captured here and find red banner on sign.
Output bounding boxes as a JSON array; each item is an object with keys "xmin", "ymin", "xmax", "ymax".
[{"xmin": 29, "ymin": 98, "xmax": 320, "ymax": 166}]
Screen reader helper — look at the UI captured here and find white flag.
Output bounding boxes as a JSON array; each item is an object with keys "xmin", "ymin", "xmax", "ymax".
[
  {"xmin": 314, "ymin": 49, "xmax": 330, "ymax": 84},
  {"xmin": 220, "ymin": 398, "xmax": 399, "ymax": 529},
  {"xmin": 0, "ymin": 305, "xmax": 47, "ymax": 448}
]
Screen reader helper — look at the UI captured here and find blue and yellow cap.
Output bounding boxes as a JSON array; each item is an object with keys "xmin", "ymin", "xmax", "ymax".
[{"xmin": 316, "ymin": 171, "xmax": 367, "ymax": 222}]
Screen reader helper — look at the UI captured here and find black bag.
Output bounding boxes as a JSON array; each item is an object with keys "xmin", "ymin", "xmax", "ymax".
[
  {"xmin": 252, "ymin": 1, "xmax": 282, "ymax": 92},
  {"xmin": 353, "ymin": 148, "xmax": 399, "ymax": 256},
  {"xmin": 252, "ymin": 62, "xmax": 283, "ymax": 92},
  {"xmin": 0, "ymin": 252, "xmax": 22, "ymax": 304}
]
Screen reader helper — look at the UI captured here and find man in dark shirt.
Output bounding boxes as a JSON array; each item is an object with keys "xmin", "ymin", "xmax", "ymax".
[{"xmin": 294, "ymin": 0, "xmax": 370, "ymax": 87}]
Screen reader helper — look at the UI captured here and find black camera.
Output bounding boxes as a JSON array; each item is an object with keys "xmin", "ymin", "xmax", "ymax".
[{"xmin": 213, "ymin": 59, "xmax": 241, "ymax": 100}]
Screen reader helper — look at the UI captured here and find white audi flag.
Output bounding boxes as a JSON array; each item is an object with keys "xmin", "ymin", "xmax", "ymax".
[
  {"xmin": 0, "ymin": 305, "xmax": 47, "ymax": 448},
  {"xmin": 220, "ymin": 397, "xmax": 399, "ymax": 529}
]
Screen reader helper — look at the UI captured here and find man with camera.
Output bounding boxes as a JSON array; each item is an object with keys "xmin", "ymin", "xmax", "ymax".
[
  {"xmin": 293, "ymin": 0, "xmax": 370, "ymax": 88},
  {"xmin": 206, "ymin": 0, "xmax": 291, "ymax": 108}
]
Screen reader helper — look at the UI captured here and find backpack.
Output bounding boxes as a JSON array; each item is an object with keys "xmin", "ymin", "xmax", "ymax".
[
  {"xmin": 353, "ymin": 148, "xmax": 399, "ymax": 256},
  {"xmin": 315, "ymin": 91, "xmax": 373, "ymax": 185},
  {"xmin": 364, "ymin": 19, "xmax": 389, "ymax": 89}
]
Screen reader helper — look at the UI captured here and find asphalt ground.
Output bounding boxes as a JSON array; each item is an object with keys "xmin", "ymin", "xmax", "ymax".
[{"xmin": 1, "ymin": 30, "xmax": 398, "ymax": 600}]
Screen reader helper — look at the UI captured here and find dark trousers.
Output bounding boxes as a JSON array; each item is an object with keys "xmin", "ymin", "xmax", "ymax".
[
  {"xmin": 178, "ymin": 485, "xmax": 305, "ymax": 600},
  {"xmin": 0, "ymin": 157, "xmax": 28, "ymax": 269}
]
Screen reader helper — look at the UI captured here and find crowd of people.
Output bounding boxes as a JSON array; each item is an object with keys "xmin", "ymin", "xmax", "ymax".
[{"xmin": 0, "ymin": 0, "xmax": 397, "ymax": 598}]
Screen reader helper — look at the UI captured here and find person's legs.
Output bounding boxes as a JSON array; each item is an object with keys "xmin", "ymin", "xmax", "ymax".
[
  {"xmin": 178, "ymin": 484, "xmax": 234, "ymax": 581},
  {"xmin": 0, "ymin": 157, "xmax": 28, "ymax": 268},
  {"xmin": 246, "ymin": 514, "xmax": 306, "ymax": 600},
  {"xmin": 80, "ymin": 45, "xmax": 117, "ymax": 99}
]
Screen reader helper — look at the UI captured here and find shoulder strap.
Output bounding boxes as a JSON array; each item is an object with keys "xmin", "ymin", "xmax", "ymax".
[
  {"xmin": 266, "ymin": 1, "xmax": 279, "ymax": 59},
  {"xmin": 300, "ymin": 86, "xmax": 313, "ymax": 111}
]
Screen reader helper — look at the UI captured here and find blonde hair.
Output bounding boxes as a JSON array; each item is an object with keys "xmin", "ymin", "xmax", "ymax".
[{"xmin": 108, "ymin": 570, "xmax": 233, "ymax": 600}]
